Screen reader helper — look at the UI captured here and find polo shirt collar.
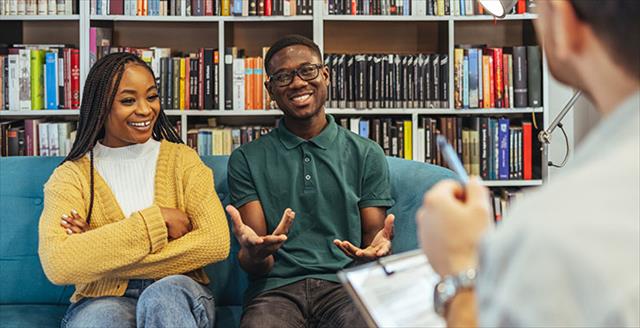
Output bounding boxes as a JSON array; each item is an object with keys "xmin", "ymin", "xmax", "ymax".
[{"xmin": 277, "ymin": 114, "xmax": 338, "ymax": 150}]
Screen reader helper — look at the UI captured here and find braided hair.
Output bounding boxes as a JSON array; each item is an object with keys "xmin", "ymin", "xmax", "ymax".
[{"xmin": 62, "ymin": 52, "xmax": 182, "ymax": 224}]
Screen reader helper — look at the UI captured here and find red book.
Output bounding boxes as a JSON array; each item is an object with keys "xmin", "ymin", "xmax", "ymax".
[
  {"xmin": 110, "ymin": 0, "xmax": 124, "ymax": 15},
  {"xmin": 70, "ymin": 49, "xmax": 80, "ymax": 109},
  {"xmin": 493, "ymin": 48, "xmax": 503, "ymax": 108},
  {"xmin": 517, "ymin": 0, "xmax": 526, "ymax": 14},
  {"xmin": 522, "ymin": 122, "xmax": 532, "ymax": 180},
  {"xmin": 199, "ymin": 49, "xmax": 205, "ymax": 110},
  {"xmin": 351, "ymin": 0, "xmax": 356, "ymax": 15},
  {"xmin": 264, "ymin": 0, "xmax": 271, "ymax": 16},
  {"xmin": 205, "ymin": 0, "xmax": 214, "ymax": 16}
]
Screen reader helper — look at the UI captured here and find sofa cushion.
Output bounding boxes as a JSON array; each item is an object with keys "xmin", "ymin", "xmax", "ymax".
[{"xmin": 0, "ymin": 304, "xmax": 68, "ymax": 328}]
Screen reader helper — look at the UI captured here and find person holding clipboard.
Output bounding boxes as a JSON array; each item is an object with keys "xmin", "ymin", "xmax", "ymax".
[{"xmin": 417, "ymin": 1, "xmax": 639, "ymax": 327}]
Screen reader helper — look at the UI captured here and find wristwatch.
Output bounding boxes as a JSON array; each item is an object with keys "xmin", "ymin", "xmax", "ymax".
[{"xmin": 433, "ymin": 268, "xmax": 477, "ymax": 317}]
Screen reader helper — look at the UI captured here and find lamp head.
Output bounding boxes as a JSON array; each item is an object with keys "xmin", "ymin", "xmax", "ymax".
[{"xmin": 478, "ymin": 0, "xmax": 518, "ymax": 18}]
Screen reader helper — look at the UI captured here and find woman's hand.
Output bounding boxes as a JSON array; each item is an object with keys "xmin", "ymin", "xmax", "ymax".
[
  {"xmin": 60, "ymin": 209, "xmax": 89, "ymax": 235},
  {"xmin": 160, "ymin": 207, "xmax": 193, "ymax": 240}
]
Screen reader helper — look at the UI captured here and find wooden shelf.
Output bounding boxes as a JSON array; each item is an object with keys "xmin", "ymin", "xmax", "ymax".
[
  {"xmin": 323, "ymin": 15, "xmax": 448, "ymax": 21},
  {"xmin": 482, "ymin": 180, "xmax": 543, "ymax": 187},
  {"xmin": 0, "ymin": 15, "xmax": 80, "ymax": 21},
  {"xmin": 222, "ymin": 15, "xmax": 313, "ymax": 22},
  {"xmin": 0, "ymin": 110, "xmax": 79, "ymax": 117}
]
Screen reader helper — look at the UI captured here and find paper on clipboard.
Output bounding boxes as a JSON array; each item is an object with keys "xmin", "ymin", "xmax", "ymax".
[{"xmin": 338, "ymin": 250, "xmax": 445, "ymax": 328}]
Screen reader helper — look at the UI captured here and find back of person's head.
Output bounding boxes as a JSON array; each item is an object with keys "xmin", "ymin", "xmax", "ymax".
[
  {"xmin": 264, "ymin": 34, "xmax": 322, "ymax": 75},
  {"xmin": 65, "ymin": 52, "xmax": 181, "ymax": 163},
  {"xmin": 570, "ymin": 0, "xmax": 640, "ymax": 79}
]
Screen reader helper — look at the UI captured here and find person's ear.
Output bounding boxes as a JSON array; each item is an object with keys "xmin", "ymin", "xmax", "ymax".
[
  {"xmin": 547, "ymin": 0, "xmax": 588, "ymax": 63},
  {"xmin": 321, "ymin": 65, "xmax": 330, "ymax": 88}
]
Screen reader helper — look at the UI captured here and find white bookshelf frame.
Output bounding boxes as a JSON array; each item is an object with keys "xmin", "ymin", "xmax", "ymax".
[{"xmin": 1, "ymin": 3, "xmax": 549, "ymax": 187}]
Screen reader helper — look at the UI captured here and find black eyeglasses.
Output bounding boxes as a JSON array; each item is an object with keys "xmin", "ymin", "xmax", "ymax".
[{"xmin": 269, "ymin": 63, "xmax": 324, "ymax": 87}]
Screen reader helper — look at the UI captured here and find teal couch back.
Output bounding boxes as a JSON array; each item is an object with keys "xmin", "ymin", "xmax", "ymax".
[{"xmin": 0, "ymin": 156, "xmax": 454, "ymax": 306}]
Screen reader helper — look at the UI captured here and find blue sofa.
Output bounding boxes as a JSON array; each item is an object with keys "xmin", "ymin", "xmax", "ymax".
[{"xmin": 0, "ymin": 156, "xmax": 454, "ymax": 328}]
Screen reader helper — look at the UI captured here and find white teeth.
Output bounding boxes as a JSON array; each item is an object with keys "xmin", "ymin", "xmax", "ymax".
[
  {"xmin": 128, "ymin": 121, "xmax": 151, "ymax": 127},
  {"xmin": 292, "ymin": 94, "xmax": 311, "ymax": 102}
]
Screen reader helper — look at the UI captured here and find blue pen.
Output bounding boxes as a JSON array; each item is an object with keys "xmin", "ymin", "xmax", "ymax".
[{"xmin": 436, "ymin": 135, "xmax": 469, "ymax": 185}]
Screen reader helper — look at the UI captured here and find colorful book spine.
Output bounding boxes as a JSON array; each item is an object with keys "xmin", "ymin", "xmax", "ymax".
[{"xmin": 498, "ymin": 118, "xmax": 510, "ymax": 180}]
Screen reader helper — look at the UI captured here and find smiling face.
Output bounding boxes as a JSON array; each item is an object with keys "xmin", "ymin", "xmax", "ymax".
[
  {"xmin": 101, "ymin": 63, "xmax": 160, "ymax": 148},
  {"xmin": 265, "ymin": 45, "xmax": 329, "ymax": 120}
]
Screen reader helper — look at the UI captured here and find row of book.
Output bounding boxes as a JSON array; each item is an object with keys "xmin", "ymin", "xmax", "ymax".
[
  {"xmin": 187, "ymin": 123, "xmax": 274, "ymax": 156},
  {"xmin": 491, "ymin": 188, "xmax": 523, "ymax": 222},
  {"xmin": 91, "ymin": 0, "xmax": 313, "ymax": 16},
  {"xmin": 93, "ymin": 44, "xmax": 222, "ymax": 110},
  {"xmin": 0, "ymin": 45, "xmax": 81, "ymax": 111},
  {"xmin": 0, "ymin": 0, "xmax": 77, "ymax": 15},
  {"xmin": 419, "ymin": 0, "xmax": 535, "ymax": 16},
  {"xmin": 325, "ymin": 53, "xmax": 449, "ymax": 109},
  {"xmin": 0, "ymin": 119, "xmax": 76, "ymax": 156},
  {"xmin": 453, "ymin": 45, "xmax": 542, "ymax": 109},
  {"xmin": 337, "ymin": 117, "xmax": 413, "ymax": 160},
  {"xmin": 327, "ymin": 0, "xmax": 410, "ymax": 16},
  {"xmin": 418, "ymin": 116, "xmax": 534, "ymax": 180}
]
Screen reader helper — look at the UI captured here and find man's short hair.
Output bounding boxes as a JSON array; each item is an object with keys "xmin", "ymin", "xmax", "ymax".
[
  {"xmin": 264, "ymin": 34, "xmax": 322, "ymax": 76},
  {"xmin": 570, "ymin": 0, "xmax": 639, "ymax": 78}
]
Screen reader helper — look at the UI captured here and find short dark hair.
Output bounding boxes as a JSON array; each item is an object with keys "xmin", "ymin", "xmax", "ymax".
[
  {"xmin": 570, "ymin": 0, "xmax": 640, "ymax": 78},
  {"xmin": 264, "ymin": 34, "xmax": 322, "ymax": 76}
]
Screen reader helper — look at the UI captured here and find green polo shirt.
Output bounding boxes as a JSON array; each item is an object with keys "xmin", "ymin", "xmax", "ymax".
[{"xmin": 228, "ymin": 114, "xmax": 394, "ymax": 301}]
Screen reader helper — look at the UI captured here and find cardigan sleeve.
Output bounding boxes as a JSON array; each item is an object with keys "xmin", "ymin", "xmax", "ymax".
[
  {"xmin": 111, "ymin": 147, "xmax": 231, "ymax": 279},
  {"xmin": 38, "ymin": 163, "xmax": 169, "ymax": 286}
]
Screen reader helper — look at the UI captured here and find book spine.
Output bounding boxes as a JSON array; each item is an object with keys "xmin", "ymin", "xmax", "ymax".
[
  {"xmin": 45, "ymin": 51, "xmax": 58, "ymax": 109},
  {"xmin": 527, "ymin": 45, "xmax": 542, "ymax": 107},
  {"xmin": 224, "ymin": 48, "xmax": 233, "ymax": 109},
  {"xmin": 440, "ymin": 54, "xmax": 448, "ymax": 108},
  {"xmin": 30, "ymin": 50, "xmax": 44, "ymax": 110},
  {"xmin": 70, "ymin": 49, "xmax": 79, "ymax": 109},
  {"xmin": 480, "ymin": 117, "xmax": 489, "ymax": 179},
  {"xmin": 513, "ymin": 46, "xmax": 528, "ymax": 108},
  {"xmin": 203, "ymin": 49, "xmax": 214, "ymax": 109},
  {"xmin": 522, "ymin": 121, "xmax": 532, "ymax": 180},
  {"xmin": 498, "ymin": 118, "xmax": 510, "ymax": 180},
  {"xmin": 493, "ymin": 48, "xmax": 503, "ymax": 108}
]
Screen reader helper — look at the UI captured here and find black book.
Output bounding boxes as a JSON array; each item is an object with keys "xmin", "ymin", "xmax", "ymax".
[
  {"xmin": 401, "ymin": 56, "xmax": 408, "ymax": 108},
  {"xmin": 3, "ymin": 56, "xmax": 8, "ymax": 110},
  {"xmin": 367, "ymin": 55, "xmax": 374, "ymax": 108},
  {"xmin": 440, "ymin": 54, "xmax": 449, "ymax": 108},
  {"xmin": 328, "ymin": 0, "xmax": 335, "ymax": 14},
  {"xmin": 346, "ymin": 55, "xmax": 355, "ymax": 108},
  {"xmin": 393, "ymin": 54, "xmax": 401, "ymax": 108},
  {"xmin": 213, "ymin": 51, "xmax": 219, "ymax": 109},
  {"xmin": 325, "ymin": 54, "xmax": 335, "ymax": 108},
  {"xmin": 382, "ymin": 118, "xmax": 391, "ymax": 155},
  {"xmin": 371, "ymin": 118, "xmax": 381, "ymax": 146},
  {"xmin": 513, "ymin": 46, "xmax": 528, "ymax": 107},
  {"xmin": 337, "ymin": 54, "xmax": 346, "ymax": 108},
  {"xmin": 373, "ymin": 55, "xmax": 382, "ymax": 108},
  {"xmin": 355, "ymin": 55, "xmax": 367, "ymax": 109},
  {"xmin": 329, "ymin": 54, "xmax": 338, "ymax": 108},
  {"xmin": 249, "ymin": 0, "xmax": 257, "ymax": 15},
  {"xmin": 57, "ymin": 49, "xmax": 65, "ymax": 109},
  {"xmin": 224, "ymin": 47, "xmax": 234, "ymax": 110},
  {"xmin": 173, "ymin": 58, "xmax": 180, "ymax": 109},
  {"xmin": 396, "ymin": 120, "xmax": 404, "ymax": 159},
  {"xmin": 416, "ymin": 54, "xmax": 425, "ymax": 108},
  {"xmin": 425, "ymin": 54, "xmax": 433, "ymax": 108},
  {"xmin": 432, "ymin": 54, "xmax": 440, "ymax": 108},
  {"xmin": 456, "ymin": 117, "xmax": 463, "ymax": 160},
  {"xmin": 480, "ymin": 117, "xmax": 489, "ymax": 179},
  {"xmin": 390, "ymin": 124, "xmax": 398, "ymax": 157},
  {"xmin": 424, "ymin": 117, "xmax": 432, "ymax": 164},
  {"xmin": 166, "ymin": 57, "xmax": 173, "ymax": 109},
  {"xmin": 527, "ymin": 45, "xmax": 542, "ymax": 107},
  {"xmin": 382, "ymin": 55, "xmax": 390, "ymax": 108},
  {"xmin": 203, "ymin": 49, "xmax": 214, "ymax": 110}
]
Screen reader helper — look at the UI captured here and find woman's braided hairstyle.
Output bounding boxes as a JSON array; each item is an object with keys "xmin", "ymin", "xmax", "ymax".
[{"xmin": 62, "ymin": 52, "xmax": 182, "ymax": 224}]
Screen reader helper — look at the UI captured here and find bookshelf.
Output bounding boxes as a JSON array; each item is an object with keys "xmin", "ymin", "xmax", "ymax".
[{"xmin": 1, "ymin": 0, "xmax": 549, "ymax": 189}]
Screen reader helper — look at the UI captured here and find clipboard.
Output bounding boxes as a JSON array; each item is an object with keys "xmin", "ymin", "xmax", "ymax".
[{"xmin": 337, "ymin": 250, "xmax": 445, "ymax": 328}]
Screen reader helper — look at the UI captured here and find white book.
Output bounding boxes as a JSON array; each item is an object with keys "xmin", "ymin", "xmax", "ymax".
[
  {"xmin": 242, "ymin": 0, "xmax": 248, "ymax": 16},
  {"xmin": 37, "ymin": 0, "xmax": 47, "ymax": 14},
  {"xmin": 233, "ymin": 57, "xmax": 245, "ymax": 111},
  {"xmin": 47, "ymin": 0, "xmax": 55, "ymax": 14},
  {"xmin": 349, "ymin": 117, "xmax": 360, "ymax": 135},
  {"xmin": 64, "ymin": 0, "xmax": 71, "ymax": 14},
  {"xmin": 55, "ymin": 0, "xmax": 63, "ymax": 14},
  {"xmin": 8, "ymin": 55, "xmax": 20, "ymax": 111},
  {"xmin": 283, "ymin": 0, "xmax": 290, "ymax": 15},
  {"xmin": 415, "ymin": 127, "xmax": 425, "ymax": 162},
  {"xmin": 102, "ymin": 0, "xmax": 107, "ymax": 15},
  {"xmin": 180, "ymin": 0, "xmax": 186, "ymax": 16},
  {"xmin": 90, "ymin": 0, "xmax": 95, "ymax": 14},
  {"xmin": 16, "ymin": 0, "xmax": 27, "ymax": 15},
  {"xmin": 57, "ymin": 122, "xmax": 71, "ymax": 155},
  {"xmin": 18, "ymin": 49, "xmax": 31, "ymax": 111},
  {"xmin": 38, "ymin": 123, "xmax": 49, "ymax": 156},
  {"xmin": 11, "ymin": 0, "xmax": 19, "ymax": 15},
  {"xmin": 48, "ymin": 123, "xmax": 60, "ymax": 156},
  {"xmin": 465, "ymin": 0, "xmax": 474, "ymax": 16}
]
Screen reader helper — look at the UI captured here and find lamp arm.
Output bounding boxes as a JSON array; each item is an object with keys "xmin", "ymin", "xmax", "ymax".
[{"xmin": 538, "ymin": 90, "xmax": 582, "ymax": 144}]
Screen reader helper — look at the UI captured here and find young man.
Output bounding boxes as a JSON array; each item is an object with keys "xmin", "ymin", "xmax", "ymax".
[
  {"xmin": 226, "ymin": 35, "xmax": 395, "ymax": 327},
  {"xmin": 418, "ymin": 1, "xmax": 639, "ymax": 326}
]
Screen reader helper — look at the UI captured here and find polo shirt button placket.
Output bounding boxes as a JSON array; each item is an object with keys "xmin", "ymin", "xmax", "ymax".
[{"xmin": 305, "ymin": 175, "xmax": 311, "ymax": 181}]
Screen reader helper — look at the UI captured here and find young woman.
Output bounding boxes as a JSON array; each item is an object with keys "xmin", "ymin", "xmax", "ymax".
[{"xmin": 38, "ymin": 52, "xmax": 230, "ymax": 328}]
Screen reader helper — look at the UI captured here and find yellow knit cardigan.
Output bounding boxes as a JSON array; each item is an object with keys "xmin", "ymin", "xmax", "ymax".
[{"xmin": 38, "ymin": 140, "xmax": 230, "ymax": 302}]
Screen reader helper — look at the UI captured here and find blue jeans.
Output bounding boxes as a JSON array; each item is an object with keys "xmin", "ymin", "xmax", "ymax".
[{"xmin": 61, "ymin": 275, "xmax": 215, "ymax": 328}]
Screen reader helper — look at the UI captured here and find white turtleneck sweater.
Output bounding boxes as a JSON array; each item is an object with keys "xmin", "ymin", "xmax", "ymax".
[{"xmin": 92, "ymin": 139, "xmax": 161, "ymax": 217}]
